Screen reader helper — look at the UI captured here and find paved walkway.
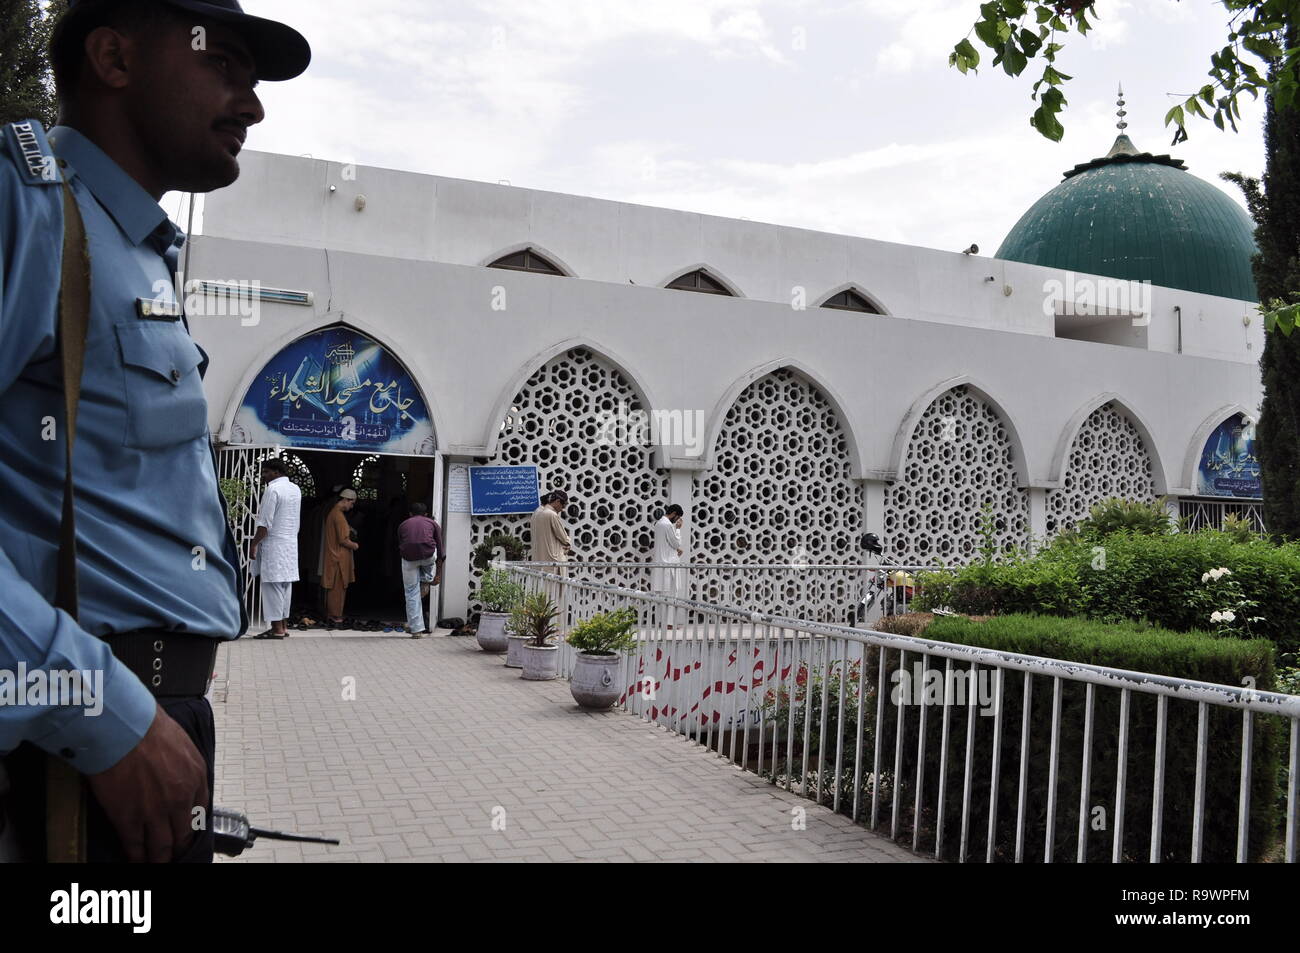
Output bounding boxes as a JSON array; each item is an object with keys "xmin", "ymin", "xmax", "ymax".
[{"xmin": 212, "ymin": 628, "xmax": 927, "ymax": 863}]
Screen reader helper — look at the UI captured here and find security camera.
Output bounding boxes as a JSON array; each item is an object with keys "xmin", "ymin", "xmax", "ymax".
[{"xmin": 328, "ymin": 184, "xmax": 337, "ymax": 193}]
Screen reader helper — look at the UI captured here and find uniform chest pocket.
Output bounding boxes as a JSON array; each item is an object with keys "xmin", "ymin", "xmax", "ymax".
[{"xmin": 115, "ymin": 323, "xmax": 209, "ymax": 449}]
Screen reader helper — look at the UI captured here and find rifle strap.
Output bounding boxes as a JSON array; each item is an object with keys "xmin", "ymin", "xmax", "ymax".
[{"xmin": 46, "ymin": 172, "xmax": 91, "ymax": 864}]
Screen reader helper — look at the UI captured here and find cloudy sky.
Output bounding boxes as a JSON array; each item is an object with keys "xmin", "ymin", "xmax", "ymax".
[{"xmin": 201, "ymin": 0, "xmax": 1267, "ymax": 254}]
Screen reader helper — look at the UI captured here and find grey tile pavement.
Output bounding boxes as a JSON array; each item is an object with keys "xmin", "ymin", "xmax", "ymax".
[{"xmin": 212, "ymin": 628, "xmax": 929, "ymax": 863}]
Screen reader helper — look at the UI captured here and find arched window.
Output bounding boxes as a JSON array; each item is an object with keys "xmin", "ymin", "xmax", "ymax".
[
  {"xmin": 1046, "ymin": 402, "xmax": 1156, "ymax": 535},
  {"xmin": 487, "ymin": 248, "xmax": 565, "ymax": 275},
  {"xmin": 666, "ymin": 269, "xmax": 733, "ymax": 295},
  {"xmin": 821, "ymin": 289, "xmax": 882, "ymax": 314},
  {"xmin": 351, "ymin": 454, "xmax": 381, "ymax": 501},
  {"xmin": 283, "ymin": 452, "xmax": 317, "ymax": 499},
  {"xmin": 884, "ymin": 385, "xmax": 1028, "ymax": 564},
  {"xmin": 693, "ymin": 368, "xmax": 863, "ymax": 620}
]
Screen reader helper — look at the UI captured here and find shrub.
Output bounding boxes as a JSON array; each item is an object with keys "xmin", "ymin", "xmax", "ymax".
[
  {"xmin": 478, "ymin": 567, "xmax": 524, "ymax": 613},
  {"xmin": 874, "ymin": 613, "xmax": 938, "ymax": 638},
  {"xmin": 472, "ymin": 533, "xmax": 526, "ymax": 570},
  {"xmin": 866, "ymin": 614, "xmax": 1282, "ymax": 862},
  {"xmin": 914, "ymin": 531, "xmax": 1300, "ymax": 656},
  {"xmin": 1221, "ymin": 513, "xmax": 1262, "ymax": 545},
  {"xmin": 567, "ymin": 608, "xmax": 638, "ymax": 655},
  {"xmin": 1071, "ymin": 496, "xmax": 1175, "ymax": 540},
  {"xmin": 761, "ymin": 656, "xmax": 875, "ymax": 805},
  {"xmin": 507, "ymin": 589, "xmax": 558, "ymax": 646}
]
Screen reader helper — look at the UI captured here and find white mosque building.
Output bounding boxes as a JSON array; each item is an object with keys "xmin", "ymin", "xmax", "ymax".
[{"xmin": 185, "ymin": 121, "xmax": 1265, "ymax": 625}]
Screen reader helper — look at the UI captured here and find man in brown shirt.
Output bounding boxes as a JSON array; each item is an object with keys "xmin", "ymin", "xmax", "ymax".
[
  {"xmin": 323, "ymin": 488, "xmax": 360, "ymax": 623},
  {"xmin": 529, "ymin": 490, "xmax": 572, "ymax": 563},
  {"xmin": 529, "ymin": 490, "xmax": 572, "ymax": 614}
]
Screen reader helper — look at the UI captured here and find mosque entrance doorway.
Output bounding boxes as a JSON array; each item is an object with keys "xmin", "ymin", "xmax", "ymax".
[{"xmin": 215, "ymin": 445, "xmax": 438, "ymax": 631}]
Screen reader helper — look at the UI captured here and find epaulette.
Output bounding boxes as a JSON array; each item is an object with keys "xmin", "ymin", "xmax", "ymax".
[{"xmin": 2, "ymin": 120, "xmax": 60, "ymax": 187}]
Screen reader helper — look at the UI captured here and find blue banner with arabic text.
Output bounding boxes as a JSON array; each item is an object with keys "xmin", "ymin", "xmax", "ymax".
[
  {"xmin": 1195, "ymin": 413, "xmax": 1261, "ymax": 500},
  {"xmin": 230, "ymin": 327, "xmax": 435, "ymax": 455}
]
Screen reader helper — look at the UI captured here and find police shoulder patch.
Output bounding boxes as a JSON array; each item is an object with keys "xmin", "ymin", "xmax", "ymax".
[{"xmin": 2, "ymin": 120, "xmax": 60, "ymax": 186}]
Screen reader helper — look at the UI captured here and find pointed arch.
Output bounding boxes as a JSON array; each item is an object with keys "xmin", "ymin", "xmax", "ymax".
[
  {"xmin": 1050, "ymin": 393, "xmax": 1169, "ymax": 493},
  {"xmin": 478, "ymin": 242, "xmax": 576, "ymax": 277},
  {"xmin": 816, "ymin": 282, "xmax": 890, "ymax": 316},
  {"xmin": 217, "ymin": 313, "xmax": 445, "ymax": 453},
  {"xmin": 701, "ymin": 358, "xmax": 865, "ymax": 478},
  {"xmin": 480, "ymin": 336, "xmax": 666, "ymax": 467},
  {"xmin": 887, "ymin": 376, "xmax": 1031, "ymax": 485},
  {"xmin": 656, "ymin": 263, "xmax": 745, "ymax": 298},
  {"xmin": 1181, "ymin": 403, "xmax": 1258, "ymax": 494}
]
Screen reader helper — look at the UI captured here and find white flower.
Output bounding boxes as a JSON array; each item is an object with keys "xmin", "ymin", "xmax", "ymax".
[
  {"xmin": 1205, "ymin": 567, "xmax": 1234, "ymax": 582},
  {"xmin": 1210, "ymin": 611, "xmax": 1224, "ymax": 623},
  {"xmin": 1202, "ymin": 572, "xmax": 1212, "ymax": 583}
]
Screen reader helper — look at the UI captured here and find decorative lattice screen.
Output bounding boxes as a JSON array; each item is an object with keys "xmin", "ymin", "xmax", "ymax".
[
  {"xmin": 884, "ymin": 385, "xmax": 1028, "ymax": 564},
  {"xmin": 469, "ymin": 347, "xmax": 670, "ymax": 608},
  {"xmin": 691, "ymin": 368, "xmax": 864, "ymax": 619},
  {"xmin": 1046, "ymin": 402, "xmax": 1156, "ymax": 535}
]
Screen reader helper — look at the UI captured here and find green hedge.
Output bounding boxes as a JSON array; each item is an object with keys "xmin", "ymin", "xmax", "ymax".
[
  {"xmin": 868, "ymin": 614, "xmax": 1282, "ymax": 863},
  {"xmin": 914, "ymin": 531, "xmax": 1300, "ymax": 656}
]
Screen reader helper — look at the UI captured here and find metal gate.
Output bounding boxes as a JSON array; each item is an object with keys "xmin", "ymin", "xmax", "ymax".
[{"xmin": 216, "ymin": 444, "xmax": 283, "ymax": 632}]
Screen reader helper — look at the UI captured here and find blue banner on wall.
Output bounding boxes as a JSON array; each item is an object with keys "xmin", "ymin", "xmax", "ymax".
[
  {"xmin": 1195, "ymin": 413, "xmax": 1261, "ymax": 499},
  {"xmin": 470, "ymin": 466, "xmax": 540, "ymax": 515},
  {"xmin": 230, "ymin": 327, "xmax": 435, "ymax": 455}
]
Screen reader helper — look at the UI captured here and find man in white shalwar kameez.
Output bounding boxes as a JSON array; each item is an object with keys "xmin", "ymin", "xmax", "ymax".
[
  {"xmin": 651, "ymin": 505, "xmax": 687, "ymax": 629},
  {"xmin": 250, "ymin": 458, "xmax": 302, "ymax": 638}
]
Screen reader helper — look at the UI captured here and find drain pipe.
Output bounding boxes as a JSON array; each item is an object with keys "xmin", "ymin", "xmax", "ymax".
[{"xmin": 1174, "ymin": 305, "xmax": 1182, "ymax": 353}]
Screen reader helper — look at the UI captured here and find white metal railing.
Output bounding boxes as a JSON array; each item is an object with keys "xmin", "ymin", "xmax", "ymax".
[
  {"xmin": 505, "ymin": 562, "xmax": 1300, "ymax": 864},
  {"xmin": 1178, "ymin": 498, "xmax": 1266, "ymax": 534},
  {"xmin": 514, "ymin": 560, "xmax": 933, "ymax": 625}
]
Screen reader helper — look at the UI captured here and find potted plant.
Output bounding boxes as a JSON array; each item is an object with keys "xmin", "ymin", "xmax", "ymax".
[
  {"xmin": 504, "ymin": 600, "xmax": 533, "ymax": 669},
  {"xmin": 476, "ymin": 567, "xmax": 523, "ymax": 653},
  {"xmin": 565, "ymin": 607, "xmax": 638, "ymax": 709},
  {"xmin": 472, "ymin": 533, "xmax": 526, "ymax": 571},
  {"xmin": 513, "ymin": 589, "xmax": 560, "ymax": 680}
]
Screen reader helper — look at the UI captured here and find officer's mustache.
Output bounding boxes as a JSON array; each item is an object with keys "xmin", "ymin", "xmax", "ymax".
[{"xmin": 213, "ymin": 120, "xmax": 248, "ymax": 146}]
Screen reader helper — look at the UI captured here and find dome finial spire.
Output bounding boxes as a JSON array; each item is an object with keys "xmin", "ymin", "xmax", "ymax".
[{"xmin": 1104, "ymin": 83, "xmax": 1139, "ymax": 158}]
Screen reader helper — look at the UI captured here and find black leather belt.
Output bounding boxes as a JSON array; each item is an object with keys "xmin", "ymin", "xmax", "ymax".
[{"xmin": 102, "ymin": 631, "xmax": 219, "ymax": 698}]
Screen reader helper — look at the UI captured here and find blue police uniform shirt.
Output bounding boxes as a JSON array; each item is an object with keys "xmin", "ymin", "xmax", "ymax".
[{"xmin": 0, "ymin": 122, "xmax": 243, "ymax": 774}]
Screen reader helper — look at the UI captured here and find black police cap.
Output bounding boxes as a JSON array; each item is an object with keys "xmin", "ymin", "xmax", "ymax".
[{"xmin": 56, "ymin": 0, "xmax": 311, "ymax": 82}]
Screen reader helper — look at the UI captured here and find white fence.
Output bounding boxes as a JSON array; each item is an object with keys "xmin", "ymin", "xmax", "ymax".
[{"xmin": 505, "ymin": 561, "xmax": 1300, "ymax": 863}]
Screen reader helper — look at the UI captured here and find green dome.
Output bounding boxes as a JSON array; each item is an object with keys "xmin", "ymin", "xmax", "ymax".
[{"xmin": 996, "ymin": 134, "xmax": 1258, "ymax": 302}]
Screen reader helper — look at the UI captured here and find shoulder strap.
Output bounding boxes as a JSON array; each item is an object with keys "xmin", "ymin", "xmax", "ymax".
[
  {"xmin": 1, "ymin": 120, "xmax": 61, "ymax": 187},
  {"xmin": 54, "ymin": 173, "xmax": 91, "ymax": 618},
  {"xmin": 46, "ymin": 166, "xmax": 91, "ymax": 865}
]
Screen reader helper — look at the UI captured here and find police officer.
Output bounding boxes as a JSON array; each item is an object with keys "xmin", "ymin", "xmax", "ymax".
[{"xmin": 0, "ymin": 0, "xmax": 309, "ymax": 862}]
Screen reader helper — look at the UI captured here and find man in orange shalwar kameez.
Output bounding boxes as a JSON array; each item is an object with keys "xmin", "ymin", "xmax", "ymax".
[{"xmin": 323, "ymin": 489, "xmax": 360, "ymax": 624}]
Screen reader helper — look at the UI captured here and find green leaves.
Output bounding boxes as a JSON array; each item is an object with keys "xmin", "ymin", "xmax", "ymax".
[
  {"xmin": 1263, "ymin": 299, "xmax": 1300, "ymax": 336},
  {"xmin": 950, "ymin": 38, "xmax": 981, "ymax": 74},
  {"xmin": 950, "ymin": 1, "xmax": 1298, "ymax": 144},
  {"xmin": 1032, "ymin": 85, "xmax": 1067, "ymax": 141}
]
